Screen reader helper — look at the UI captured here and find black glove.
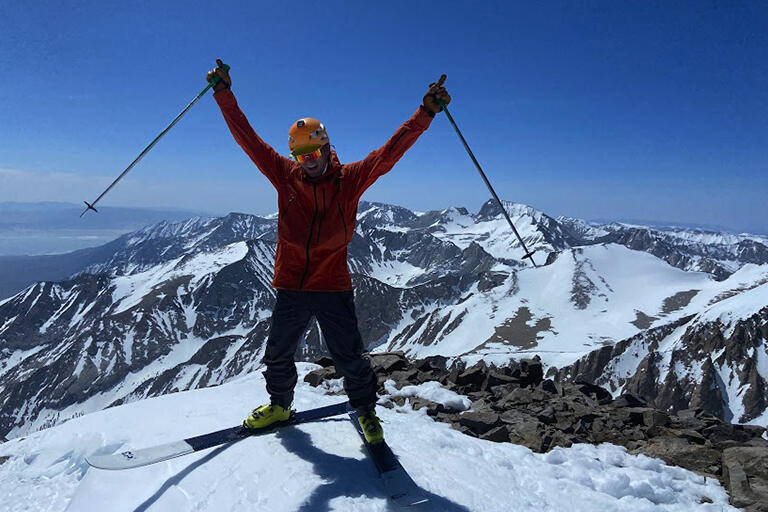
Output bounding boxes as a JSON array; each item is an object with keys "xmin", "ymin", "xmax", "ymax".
[
  {"xmin": 422, "ymin": 74, "xmax": 450, "ymax": 116},
  {"xmin": 206, "ymin": 58, "xmax": 231, "ymax": 92}
]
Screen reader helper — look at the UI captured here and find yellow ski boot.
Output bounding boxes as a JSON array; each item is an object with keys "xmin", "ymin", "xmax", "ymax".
[
  {"xmin": 243, "ymin": 403, "xmax": 292, "ymax": 430},
  {"xmin": 358, "ymin": 409, "xmax": 384, "ymax": 444}
]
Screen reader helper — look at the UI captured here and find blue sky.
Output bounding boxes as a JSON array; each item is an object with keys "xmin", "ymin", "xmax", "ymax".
[{"xmin": 1, "ymin": 1, "xmax": 766, "ymax": 233}]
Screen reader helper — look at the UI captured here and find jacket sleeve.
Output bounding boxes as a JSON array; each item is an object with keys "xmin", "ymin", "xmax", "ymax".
[
  {"xmin": 214, "ymin": 89, "xmax": 293, "ymax": 190},
  {"xmin": 346, "ymin": 106, "xmax": 434, "ymax": 196}
]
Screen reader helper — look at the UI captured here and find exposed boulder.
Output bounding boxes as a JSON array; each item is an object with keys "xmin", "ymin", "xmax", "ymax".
[
  {"xmin": 519, "ymin": 357, "xmax": 543, "ymax": 387},
  {"xmin": 369, "ymin": 352, "xmax": 409, "ymax": 373},
  {"xmin": 722, "ymin": 447, "xmax": 768, "ymax": 511},
  {"xmin": 303, "ymin": 367, "xmax": 338, "ymax": 387},
  {"xmin": 456, "ymin": 410, "xmax": 501, "ymax": 436}
]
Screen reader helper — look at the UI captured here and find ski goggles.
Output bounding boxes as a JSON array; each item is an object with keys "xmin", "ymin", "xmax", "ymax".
[{"xmin": 292, "ymin": 147, "xmax": 323, "ymax": 164}]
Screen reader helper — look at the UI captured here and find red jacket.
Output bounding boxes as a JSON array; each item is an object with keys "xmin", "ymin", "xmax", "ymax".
[{"xmin": 215, "ymin": 89, "xmax": 433, "ymax": 291}]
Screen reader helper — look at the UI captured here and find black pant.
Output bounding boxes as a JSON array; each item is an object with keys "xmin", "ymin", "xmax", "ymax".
[{"xmin": 262, "ymin": 289, "xmax": 378, "ymax": 409}]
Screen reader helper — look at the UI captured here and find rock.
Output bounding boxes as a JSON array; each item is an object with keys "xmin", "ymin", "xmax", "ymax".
[
  {"xmin": 483, "ymin": 370, "xmax": 521, "ymax": 391},
  {"xmin": 680, "ymin": 429, "xmax": 707, "ymax": 445},
  {"xmin": 642, "ymin": 410, "xmax": 670, "ymax": 429},
  {"xmin": 414, "ymin": 355, "xmax": 448, "ymax": 373},
  {"xmin": 425, "ymin": 402, "xmax": 449, "ymax": 417},
  {"xmin": 489, "ymin": 383, "xmax": 518, "ymax": 400},
  {"xmin": 499, "ymin": 409, "xmax": 538, "ymax": 427},
  {"xmin": 736, "ymin": 424, "xmax": 767, "ymax": 439},
  {"xmin": 702, "ymin": 423, "xmax": 752, "ymax": 446},
  {"xmin": 303, "ymin": 367, "xmax": 337, "ymax": 387},
  {"xmin": 456, "ymin": 363, "xmax": 488, "ymax": 390},
  {"xmin": 443, "ymin": 364, "xmax": 465, "ymax": 387},
  {"xmin": 467, "ymin": 391, "xmax": 493, "ymax": 404},
  {"xmin": 369, "ymin": 352, "xmax": 409, "ymax": 373},
  {"xmin": 378, "ymin": 399, "xmax": 395, "ymax": 409},
  {"xmin": 480, "ymin": 425, "xmax": 511, "ymax": 443},
  {"xmin": 520, "ymin": 358, "xmax": 544, "ymax": 387},
  {"xmin": 620, "ymin": 407, "xmax": 655, "ymax": 426},
  {"xmin": 451, "ymin": 424, "xmax": 478, "ymax": 438},
  {"xmin": 389, "ymin": 368, "xmax": 419, "ymax": 385},
  {"xmin": 417, "ymin": 370, "xmax": 441, "ymax": 383},
  {"xmin": 634, "ymin": 436, "xmax": 722, "ymax": 478},
  {"xmin": 539, "ymin": 379, "xmax": 560, "ymax": 395},
  {"xmin": 497, "ymin": 387, "xmax": 534, "ymax": 407},
  {"xmin": 573, "ymin": 417, "xmax": 591, "ymax": 436},
  {"xmin": 574, "ymin": 381, "xmax": 612, "ymax": 402},
  {"xmin": 313, "ymin": 356, "xmax": 335, "ymax": 368},
  {"xmin": 391, "ymin": 396, "xmax": 407, "ymax": 407},
  {"xmin": 677, "ymin": 408, "xmax": 703, "ymax": 420},
  {"xmin": 506, "ymin": 424, "xmax": 546, "ymax": 452},
  {"xmin": 537, "ymin": 406, "xmax": 557, "ymax": 425},
  {"xmin": 722, "ymin": 447, "xmax": 768, "ymax": 511},
  {"xmin": 409, "ymin": 397, "xmax": 432, "ymax": 411},
  {"xmin": 612, "ymin": 393, "xmax": 648, "ymax": 408},
  {"xmin": 458, "ymin": 410, "xmax": 501, "ymax": 435},
  {"xmin": 0, "ymin": 456, "xmax": 8, "ymax": 465}
]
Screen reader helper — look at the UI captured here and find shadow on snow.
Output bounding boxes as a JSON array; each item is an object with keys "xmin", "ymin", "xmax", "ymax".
[
  {"xmin": 276, "ymin": 418, "xmax": 472, "ymax": 512},
  {"xmin": 130, "ymin": 417, "xmax": 471, "ymax": 512}
]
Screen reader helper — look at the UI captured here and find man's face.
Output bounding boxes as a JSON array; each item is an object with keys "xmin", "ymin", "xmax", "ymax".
[{"xmin": 299, "ymin": 144, "xmax": 330, "ymax": 178}]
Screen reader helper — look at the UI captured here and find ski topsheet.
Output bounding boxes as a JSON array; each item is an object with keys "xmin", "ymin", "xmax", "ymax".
[
  {"xmin": 347, "ymin": 406, "xmax": 429, "ymax": 508},
  {"xmin": 86, "ymin": 401, "xmax": 349, "ymax": 470}
]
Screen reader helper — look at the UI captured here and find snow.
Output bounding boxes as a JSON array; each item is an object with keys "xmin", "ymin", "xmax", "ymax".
[
  {"xmin": 382, "ymin": 379, "xmax": 471, "ymax": 411},
  {"xmin": 0, "ymin": 366, "xmax": 735, "ymax": 512},
  {"xmin": 110, "ymin": 242, "xmax": 249, "ymax": 314},
  {"xmin": 695, "ymin": 280, "xmax": 768, "ymax": 334}
]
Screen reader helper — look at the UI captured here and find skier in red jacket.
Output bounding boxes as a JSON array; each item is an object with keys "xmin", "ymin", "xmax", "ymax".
[{"xmin": 207, "ymin": 61, "xmax": 450, "ymax": 443}]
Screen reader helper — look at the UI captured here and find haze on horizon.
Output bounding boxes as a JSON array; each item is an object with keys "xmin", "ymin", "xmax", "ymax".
[{"xmin": 1, "ymin": 1, "xmax": 766, "ymax": 234}]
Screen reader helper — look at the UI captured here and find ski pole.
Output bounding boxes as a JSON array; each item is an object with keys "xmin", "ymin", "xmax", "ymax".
[
  {"xmin": 80, "ymin": 60, "xmax": 231, "ymax": 217},
  {"xmin": 435, "ymin": 94, "xmax": 538, "ymax": 267}
]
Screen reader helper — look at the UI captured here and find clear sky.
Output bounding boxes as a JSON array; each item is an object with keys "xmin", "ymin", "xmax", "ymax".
[{"xmin": 1, "ymin": 1, "xmax": 766, "ymax": 233}]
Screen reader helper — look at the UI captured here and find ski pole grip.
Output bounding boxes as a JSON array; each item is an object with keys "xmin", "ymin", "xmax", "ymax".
[
  {"xmin": 428, "ymin": 81, "xmax": 447, "ymax": 110},
  {"xmin": 208, "ymin": 61, "xmax": 231, "ymax": 87}
]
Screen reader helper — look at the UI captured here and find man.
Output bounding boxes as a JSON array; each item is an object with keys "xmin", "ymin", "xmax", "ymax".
[{"xmin": 207, "ymin": 60, "xmax": 450, "ymax": 444}]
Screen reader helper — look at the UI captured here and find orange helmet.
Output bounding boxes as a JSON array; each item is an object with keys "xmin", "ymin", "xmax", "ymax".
[{"xmin": 288, "ymin": 118, "xmax": 329, "ymax": 155}]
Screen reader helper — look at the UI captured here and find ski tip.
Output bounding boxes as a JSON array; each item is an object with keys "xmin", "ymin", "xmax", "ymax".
[{"xmin": 84, "ymin": 454, "xmax": 126, "ymax": 471}]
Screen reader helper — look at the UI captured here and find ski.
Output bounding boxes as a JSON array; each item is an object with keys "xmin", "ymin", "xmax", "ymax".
[
  {"xmin": 347, "ymin": 405, "xmax": 429, "ymax": 508},
  {"xmin": 86, "ymin": 401, "xmax": 349, "ymax": 470}
]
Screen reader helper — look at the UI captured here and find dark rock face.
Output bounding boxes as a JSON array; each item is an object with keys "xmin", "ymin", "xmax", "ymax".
[{"xmin": 305, "ymin": 353, "xmax": 768, "ymax": 511}]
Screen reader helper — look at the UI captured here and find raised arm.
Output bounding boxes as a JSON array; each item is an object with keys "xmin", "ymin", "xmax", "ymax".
[
  {"xmin": 346, "ymin": 75, "xmax": 451, "ymax": 196},
  {"xmin": 207, "ymin": 62, "xmax": 293, "ymax": 190}
]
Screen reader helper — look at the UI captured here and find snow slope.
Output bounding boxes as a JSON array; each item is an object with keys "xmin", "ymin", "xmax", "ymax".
[
  {"xmin": 387, "ymin": 243, "xmax": 768, "ymax": 369},
  {"xmin": 0, "ymin": 366, "xmax": 735, "ymax": 512}
]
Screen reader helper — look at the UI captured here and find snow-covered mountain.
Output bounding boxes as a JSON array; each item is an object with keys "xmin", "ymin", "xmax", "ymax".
[
  {"xmin": 558, "ymin": 278, "xmax": 768, "ymax": 425},
  {"xmin": 0, "ymin": 365, "xmax": 737, "ymax": 512},
  {"xmin": 0, "ymin": 200, "xmax": 767, "ymax": 439}
]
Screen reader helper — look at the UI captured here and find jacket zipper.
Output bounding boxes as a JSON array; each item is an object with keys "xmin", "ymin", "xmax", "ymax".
[
  {"xmin": 337, "ymin": 200, "xmax": 348, "ymax": 244},
  {"xmin": 316, "ymin": 188, "xmax": 326, "ymax": 243},
  {"xmin": 299, "ymin": 184, "xmax": 318, "ymax": 290}
]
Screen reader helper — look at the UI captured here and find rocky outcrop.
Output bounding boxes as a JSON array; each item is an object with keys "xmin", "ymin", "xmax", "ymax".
[
  {"xmin": 722, "ymin": 447, "xmax": 768, "ymax": 511},
  {"xmin": 557, "ymin": 306, "xmax": 768, "ymax": 424},
  {"xmin": 306, "ymin": 352, "xmax": 768, "ymax": 511}
]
